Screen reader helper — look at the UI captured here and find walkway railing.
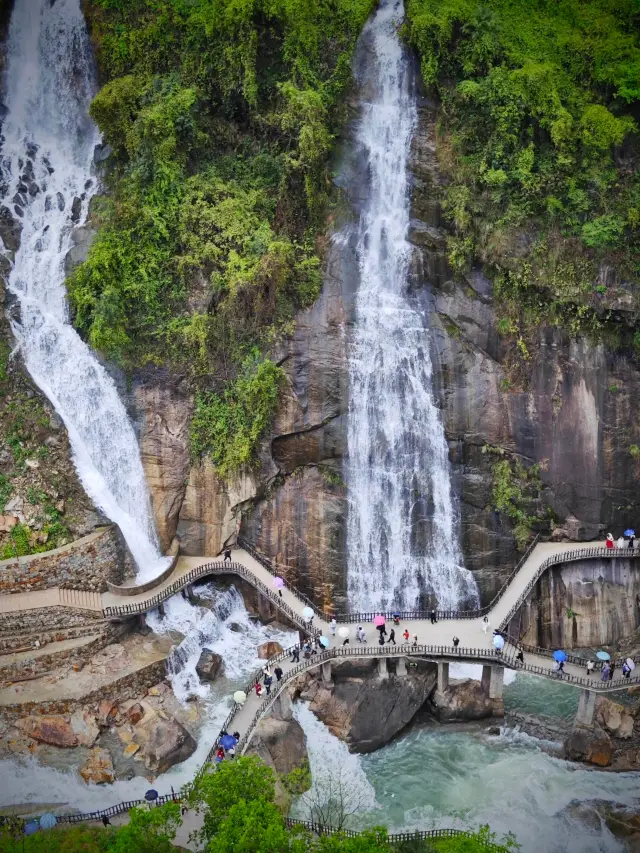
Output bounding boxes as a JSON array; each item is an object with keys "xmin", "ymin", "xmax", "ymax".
[{"xmin": 102, "ymin": 561, "xmax": 320, "ymax": 637}]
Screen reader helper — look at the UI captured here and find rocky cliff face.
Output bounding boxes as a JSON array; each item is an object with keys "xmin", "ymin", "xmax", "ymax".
[
  {"xmin": 514, "ymin": 557, "xmax": 640, "ymax": 649},
  {"xmin": 131, "ymin": 67, "xmax": 640, "ymax": 608}
]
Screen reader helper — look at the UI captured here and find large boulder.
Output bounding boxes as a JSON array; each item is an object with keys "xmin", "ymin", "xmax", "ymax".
[
  {"xmin": 596, "ymin": 697, "xmax": 635, "ymax": 740},
  {"xmin": 139, "ymin": 717, "xmax": 197, "ymax": 774},
  {"xmin": 249, "ymin": 717, "xmax": 308, "ymax": 777},
  {"xmin": 430, "ymin": 679, "xmax": 500, "ymax": 722},
  {"xmin": 195, "ymin": 650, "xmax": 224, "ymax": 682},
  {"xmin": 80, "ymin": 747, "xmax": 115, "ymax": 784},
  {"xmin": 564, "ymin": 726, "xmax": 613, "ymax": 767},
  {"xmin": 257, "ymin": 641, "xmax": 284, "ymax": 659},
  {"xmin": 15, "ymin": 716, "xmax": 77, "ymax": 748},
  {"xmin": 308, "ymin": 660, "xmax": 437, "ymax": 753},
  {"xmin": 70, "ymin": 709, "xmax": 100, "ymax": 747}
]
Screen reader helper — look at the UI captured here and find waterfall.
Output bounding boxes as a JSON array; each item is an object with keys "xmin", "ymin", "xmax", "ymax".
[
  {"xmin": 346, "ymin": 0, "xmax": 479, "ymax": 611},
  {"xmin": 0, "ymin": 0, "xmax": 168, "ymax": 581}
]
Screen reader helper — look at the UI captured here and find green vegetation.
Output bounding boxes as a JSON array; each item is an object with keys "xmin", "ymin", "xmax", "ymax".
[
  {"xmin": 0, "ymin": 757, "xmax": 519, "ymax": 853},
  {"xmin": 483, "ymin": 445, "xmax": 542, "ymax": 548},
  {"xmin": 404, "ymin": 0, "xmax": 640, "ymax": 364},
  {"xmin": 70, "ymin": 0, "xmax": 377, "ymax": 474}
]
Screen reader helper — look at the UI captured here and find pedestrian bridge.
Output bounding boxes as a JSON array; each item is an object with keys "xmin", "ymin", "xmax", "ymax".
[{"xmin": 1, "ymin": 537, "xmax": 639, "ymax": 692}]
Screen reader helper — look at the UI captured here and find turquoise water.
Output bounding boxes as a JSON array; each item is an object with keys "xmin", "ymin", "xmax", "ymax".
[{"xmin": 293, "ymin": 670, "xmax": 640, "ymax": 853}]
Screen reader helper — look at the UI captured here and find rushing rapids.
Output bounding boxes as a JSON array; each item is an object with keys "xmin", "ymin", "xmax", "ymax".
[
  {"xmin": 0, "ymin": 0, "xmax": 167, "ymax": 580},
  {"xmin": 345, "ymin": 0, "xmax": 478, "ymax": 612}
]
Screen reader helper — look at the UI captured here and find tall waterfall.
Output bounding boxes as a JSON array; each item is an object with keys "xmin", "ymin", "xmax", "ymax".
[
  {"xmin": 346, "ymin": 0, "xmax": 479, "ymax": 611},
  {"xmin": 0, "ymin": 0, "xmax": 167, "ymax": 580}
]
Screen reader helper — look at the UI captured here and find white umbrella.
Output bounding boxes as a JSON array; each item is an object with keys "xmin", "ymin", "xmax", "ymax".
[
  {"xmin": 233, "ymin": 690, "xmax": 247, "ymax": 705},
  {"xmin": 337, "ymin": 627, "xmax": 350, "ymax": 639},
  {"xmin": 492, "ymin": 635, "xmax": 504, "ymax": 650},
  {"xmin": 302, "ymin": 606, "xmax": 314, "ymax": 621},
  {"xmin": 625, "ymin": 658, "xmax": 636, "ymax": 671}
]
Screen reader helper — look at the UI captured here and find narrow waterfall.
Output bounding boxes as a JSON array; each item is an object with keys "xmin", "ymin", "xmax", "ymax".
[
  {"xmin": 346, "ymin": 0, "xmax": 479, "ymax": 611},
  {"xmin": 0, "ymin": 0, "xmax": 167, "ymax": 580}
]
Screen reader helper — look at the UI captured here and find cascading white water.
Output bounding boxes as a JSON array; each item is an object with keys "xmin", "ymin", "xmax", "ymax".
[
  {"xmin": 346, "ymin": 0, "xmax": 478, "ymax": 611},
  {"xmin": 0, "ymin": 0, "xmax": 167, "ymax": 580}
]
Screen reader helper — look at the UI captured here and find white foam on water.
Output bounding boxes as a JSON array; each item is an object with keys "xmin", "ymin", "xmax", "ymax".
[
  {"xmin": 345, "ymin": 0, "xmax": 478, "ymax": 611},
  {"xmin": 0, "ymin": 0, "xmax": 167, "ymax": 581},
  {"xmin": 291, "ymin": 702, "xmax": 378, "ymax": 827}
]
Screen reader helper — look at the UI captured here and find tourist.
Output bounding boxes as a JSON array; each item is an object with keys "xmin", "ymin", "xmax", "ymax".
[
  {"xmin": 453, "ymin": 636, "xmax": 460, "ymax": 648},
  {"xmin": 601, "ymin": 663, "xmax": 611, "ymax": 681},
  {"xmin": 255, "ymin": 680, "xmax": 263, "ymax": 697},
  {"xmin": 330, "ymin": 617, "xmax": 337, "ymax": 636},
  {"xmin": 264, "ymin": 674, "xmax": 273, "ymax": 695},
  {"xmin": 586, "ymin": 659, "xmax": 595, "ymax": 676},
  {"xmin": 275, "ymin": 665, "xmax": 283, "ymax": 682},
  {"xmin": 617, "ymin": 534, "xmax": 625, "ymax": 549},
  {"xmin": 233, "ymin": 731, "xmax": 240, "ymax": 740},
  {"xmin": 482, "ymin": 616, "xmax": 490, "ymax": 634},
  {"xmin": 224, "ymin": 548, "xmax": 232, "ymax": 562},
  {"xmin": 378, "ymin": 633, "xmax": 385, "ymax": 645},
  {"xmin": 388, "ymin": 628, "xmax": 396, "ymax": 645},
  {"xmin": 516, "ymin": 649, "xmax": 524, "ymax": 664},
  {"xmin": 263, "ymin": 665, "xmax": 272, "ymax": 679},
  {"xmin": 622, "ymin": 662, "xmax": 631, "ymax": 679},
  {"xmin": 356, "ymin": 625, "xmax": 365, "ymax": 643},
  {"xmin": 609, "ymin": 662, "xmax": 616, "ymax": 681},
  {"xmin": 403, "ymin": 628, "xmax": 410, "ymax": 642},
  {"xmin": 291, "ymin": 646, "xmax": 300, "ymax": 663},
  {"xmin": 430, "ymin": 610, "xmax": 437, "ymax": 624},
  {"xmin": 377, "ymin": 623, "xmax": 387, "ymax": 638},
  {"xmin": 216, "ymin": 746, "xmax": 225, "ymax": 763},
  {"xmin": 606, "ymin": 533, "xmax": 615, "ymax": 549},
  {"xmin": 228, "ymin": 745, "xmax": 236, "ymax": 759},
  {"xmin": 102, "ymin": 816, "xmax": 111, "ymax": 827},
  {"xmin": 629, "ymin": 533, "xmax": 636, "ymax": 549},
  {"xmin": 342, "ymin": 637, "xmax": 350, "ymax": 646},
  {"xmin": 393, "ymin": 613, "xmax": 401, "ymax": 626},
  {"xmin": 412, "ymin": 635, "xmax": 418, "ymax": 647},
  {"xmin": 557, "ymin": 660, "xmax": 565, "ymax": 674}
]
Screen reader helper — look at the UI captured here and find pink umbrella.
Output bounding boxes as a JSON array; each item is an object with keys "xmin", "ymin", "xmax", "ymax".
[
  {"xmin": 373, "ymin": 615, "xmax": 385, "ymax": 627},
  {"xmin": 273, "ymin": 577, "xmax": 285, "ymax": 589}
]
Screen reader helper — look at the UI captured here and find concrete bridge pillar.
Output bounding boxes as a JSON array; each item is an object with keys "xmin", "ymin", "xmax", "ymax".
[
  {"xmin": 396, "ymin": 657, "xmax": 407, "ymax": 676},
  {"xmin": 378, "ymin": 657, "xmax": 388, "ymax": 679},
  {"xmin": 437, "ymin": 661, "xmax": 449, "ymax": 694},
  {"xmin": 575, "ymin": 688, "xmax": 596, "ymax": 728},
  {"xmin": 157, "ymin": 602, "xmax": 165, "ymax": 618},
  {"xmin": 185, "ymin": 583, "xmax": 197, "ymax": 604},
  {"xmin": 322, "ymin": 661, "xmax": 332, "ymax": 684},
  {"xmin": 482, "ymin": 664, "xmax": 504, "ymax": 699}
]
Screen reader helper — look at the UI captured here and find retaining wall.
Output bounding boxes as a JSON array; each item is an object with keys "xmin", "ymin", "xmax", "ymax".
[
  {"xmin": 0, "ymin": 659, "xmax": 166, "ymax": 722},
  {"xmin": 0, "ymin": 526, "xmax": 127, "ymax": 594},
  {"xmin": 0, "ymin": 606, "xmax": 103, "ymax": 634}
]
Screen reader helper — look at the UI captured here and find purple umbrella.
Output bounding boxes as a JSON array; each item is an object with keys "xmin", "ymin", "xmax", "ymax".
[{"xmin": 273, "ymin": 576, "xmax": 285, "ymax": 589}]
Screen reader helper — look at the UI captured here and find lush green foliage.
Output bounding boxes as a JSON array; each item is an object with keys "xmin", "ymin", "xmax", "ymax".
[
  {"xmin": 71, "ymin": 0, "xmax": 375, "ymax": 473},
  {"xmin": 405, "ymin": 0, "xmax": 640, "ymax": 357},
  {"xmin": 483, "ymin": 445, "xmax": 543, "ymax": 548}
]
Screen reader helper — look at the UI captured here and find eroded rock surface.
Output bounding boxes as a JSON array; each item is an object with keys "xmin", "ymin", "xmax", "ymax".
[
  {"xmin": 80, "ymin": 746, "xmax": 115, "ymax": 784},
  {"xmin": 430, "ymin": 678, "xmax": 501, "ymax": 722},
  {"xmin": 195, "ymin": 650, "xmax": 224, "ymax": 682}
]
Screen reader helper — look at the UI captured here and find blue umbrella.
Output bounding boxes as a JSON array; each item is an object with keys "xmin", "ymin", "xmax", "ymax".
[
  {"xmin": 39, "ymin": 813, "xmax": 57, "ymax": 830},
  {"xmin": 596, "ymin": 650, "xmax": 611, "ymax": 661},
  {"xmin": 318, "ymin": 636, "xmax": 330, "ymax": 648},
  {"xmin": 145, "ymin": 789, "xmax": 159, "ymax": 802},
  {"xmin": 624, "ymin": 529, "xmax": 635, "ymax": 537},
  {"xmin": 24, "ymin": 822, "xmax": 39, "ymax": 836},
  {"xmin": 220, "ymin": 734, "xmax": 237, "ymax": 750},
  {"xmin": 553, "ymin": 650, "xmax": 567, "ymax": 662}
]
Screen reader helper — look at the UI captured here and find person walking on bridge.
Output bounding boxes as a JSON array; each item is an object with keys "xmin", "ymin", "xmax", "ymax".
[
  {"xmin": 330, "ymin": 617, "xmax": 337, "ymax": 637},
  {"xmin": 606, "ymin": 533, "xmax": 615, "ymax": 550},
  {"xmin": 586, "ymin": 659, "xmax": 595, "ymax": 676},
  {"xmin": 482, "ymin": 616, "xmax": 490, "ymax": 634},
  {"xmin": 430, "ymin": 610, "xmax": 437, "ymax": 624},
  {"xmin": 453, "ymin": 636, "xmax": 460, "ymax": 648},
  {"xmin": 403, "ymin": 628, "xmax": 410, "ymax": 642},
  {"xmin": 516, "ymin": 649, "xmax": 524, "ymax": 665},
  {"xmin": 601, "ymin": 663, "xmax": 611, "ymax": 681},
  {"xmin": 388, "ymin": 628, "xmax": 396, "ymax": 645},
  {"xmin": 291, "ymin": 646, "xmax": 300, "ymax": 663},
  {"xmin": 275, "ymin": 666, "xmax": 283, "ymax": 683},
  {"xmin": 224, "ymin": 548, "xmax": 232, "ymax": 562}
]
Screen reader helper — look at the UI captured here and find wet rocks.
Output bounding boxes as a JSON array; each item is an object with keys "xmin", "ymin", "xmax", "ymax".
[
  {"xmin": 0, "ymin": 204, "xmax": 21, "ymax": 251},
  {"xmin": 596, "ymin": 697, "xmax": 635, "ymax": 740},
  {"xmin": 80, "ymin": 747, "xmax": 115, "ymax": 784},
  {"xmin": 430, "ymin": 678, "xmax": 501, "ymax": 722},
  {"xmin": 195, "ymin": 650, "xmax": 224, "ymax": 682},
  {"xmin": 126, "ymin": 703, "xmax": 145, "ymax": 725},
  {"xmin": 64, "ymin": 225, "xmax": 96, "ymax": 275},
  {"xmin": 97, "ymin": 699, "xmax": 121, "ymax": 728},
  {"xmin": 564, "ymin": 726, "xmax": 613, "ymax": 767},
  {"xmin": 15, "ymin": 715, "xmax": 78, "ymax": 748},
  {"xmin": 257, "ymin": 641, "xmax": 284, "ymax": 659},
  {"xmin": 138, "ymin": 716, "xmax": 197, "ymax": 774},
  {"xmin": 71, "ymin": 196, "xmax": 82, "ymax": 222},
  {"xmin": 70, "ymin": 709, "xmax": 100, "ymax": 748}
]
